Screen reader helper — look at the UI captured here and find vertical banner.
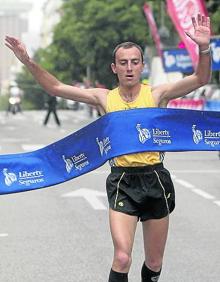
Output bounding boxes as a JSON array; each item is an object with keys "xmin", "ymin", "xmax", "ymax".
[
  {"xmin": 143, "ymin": 3, "xmax": 162, "ymax": 57},
  {"xmin": 211, "ymin": 37, "xmax": 220, "ymax": 71},
  {"xmin": 166, "ymin": 0, "xmax": 208, "ymax": 68}
]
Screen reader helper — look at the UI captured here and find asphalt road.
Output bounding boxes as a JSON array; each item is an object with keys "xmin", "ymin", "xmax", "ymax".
[{"xmin": 0, "ymin": 109, "xmax": 220, "ymax": 282}]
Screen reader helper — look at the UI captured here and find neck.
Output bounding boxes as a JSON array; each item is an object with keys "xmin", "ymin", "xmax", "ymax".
[{"xmin": 119, "ymin": 83, "xmax": 141, "ymax": 102}]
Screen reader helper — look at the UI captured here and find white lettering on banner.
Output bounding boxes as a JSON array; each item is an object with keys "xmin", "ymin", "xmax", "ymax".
[
  {"xmin": 204, "ymin": 139, "xmax": 220, "ymax": 147},
  {"xmin": 164, "ymin": 51, "xmax": 192, "ymax": 70},
  {"xmin": 152, "ymin": 128, "xmax": 170, "ymax": 136},
  {"xmin": 63, "ymin": 153, "xmax": 89, "ymax": 173},
  {"xmin": 19, "ymin": 170, "xmax": 42, "ymax": 178},
  {"xmin": 2, "ymin": 168, "xmax": 45, "ymax": 187},
  {"xmin": 152, "ymin": 128, "xmax": 172, "ymax": 146},
  {"xmin": 96, "ymin": 137, "xmax": 111, "ymax": 156},
  {"xmin": 192, "ymin": 125, "xmax": 220, "ymax": 147},
  {"xmin": 204, "ymin": 130, "xmax": 220, "ymax": 138},
  {"xmin": 164, "ymin": 52, "xmax": 176, "ymax": 67},
  {"xmin": 176, "ymin": 54, "xmax": 192, "ymax": 68},
  {"xmin": 19, "ymin": 178, "xmax": 44, "ymax": 186},
  {"xmin": 136, "ymin": 125, "xmax": 172, "ymax": 146}
]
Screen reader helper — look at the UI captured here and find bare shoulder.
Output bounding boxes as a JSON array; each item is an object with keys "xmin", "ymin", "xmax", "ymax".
[{"xmin": 87, "ymin": 87, "xmax": 109, "ymax": 97}]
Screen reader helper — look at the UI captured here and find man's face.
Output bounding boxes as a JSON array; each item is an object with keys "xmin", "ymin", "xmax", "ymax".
[{"xmin": 111, "ymin": 46, "xmax": 144, "ymax": 87}]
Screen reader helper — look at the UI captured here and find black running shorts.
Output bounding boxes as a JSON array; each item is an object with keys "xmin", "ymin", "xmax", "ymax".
[{"xmin": 106, "ymin": 163, "xmax": 175, "ymax": 221}]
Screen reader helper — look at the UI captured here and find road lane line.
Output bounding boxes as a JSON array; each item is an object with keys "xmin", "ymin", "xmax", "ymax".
[
  {"xmin": 192, "ymin": 189, "xmax": 215, "ymax": 200},
  {"xmin": 213, "ymin": 201, "xmax": 220, "ymax": 207},
  {"xmin": 174, "ymin": 177, "xmax": 220, "ymax": 208},
  {"xmin": 0, "ymin": 233, "xmax": 8, "ymax": 237},
  {"xmin": 62, "ymin": 188, "xmax": 107, "ymax": 210},
  {"xmin": 174, "ymin": 179, "xmax": 195, "ymax": 189}
]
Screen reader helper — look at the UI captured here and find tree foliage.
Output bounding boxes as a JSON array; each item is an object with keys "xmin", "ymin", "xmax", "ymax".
[
  {"xmin": 16, "ymin": 0, "xmax": 220, "ymax": 108},
  {"xmin": 39, "ymin": 0, "xmax": 171, "ymax": 88},
  {"xmin": 16, "ymin": 50, "xmax": 47, "ymax": 109}
]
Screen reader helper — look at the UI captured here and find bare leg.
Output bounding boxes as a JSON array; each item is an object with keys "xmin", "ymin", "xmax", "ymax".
[
  {"xmin": 109, "ymin": 209, "xmax": 138, "ymax": 273},
  {"xmin": 142, "ymin": 216, "xmax": 169, "ymax": 272}
]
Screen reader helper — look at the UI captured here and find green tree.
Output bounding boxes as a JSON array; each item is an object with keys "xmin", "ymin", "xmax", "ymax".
[
  {"xmin": 43, "ymin": 0, "xmax": 168, "ymax": 87},
  {"xmin": 15, "ymin": 0, "xmax": 178, "ymax": 104},
  {"xmin": 16, "ymin": 50, "xmax": 48, "ymax": 109}
]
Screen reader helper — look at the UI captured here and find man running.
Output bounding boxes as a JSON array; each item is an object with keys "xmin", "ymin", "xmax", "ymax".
[{"xmin": 5, "ymin": 13, "xmax": 211, "ymax": 282}]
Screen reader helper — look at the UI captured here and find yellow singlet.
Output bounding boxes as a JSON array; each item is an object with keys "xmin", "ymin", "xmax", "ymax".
[{"xmin": 106, "ymin": 84, "xmax": 164, "ymax": 166}]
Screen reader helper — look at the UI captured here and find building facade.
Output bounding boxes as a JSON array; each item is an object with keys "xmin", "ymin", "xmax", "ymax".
[{"xmin": 0, "ymin": 0, "xmax": 32, "ymax": 94}]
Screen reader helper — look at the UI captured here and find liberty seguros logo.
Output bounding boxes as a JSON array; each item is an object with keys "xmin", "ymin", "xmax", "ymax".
[
  {"xmin": 192, "ymin": 124, "xmax": 220, "ymax": 147},
  {"xmin": 192, "ymin": 125, "xmax": 203, "ymax": 144},
  {"xmin": 63, "ymin": 153, "xmax": 89, "ymax": 173},
  {"xmin": 96, "ymin": 136, "xmax": 111, "ymax": 156},
  {"xmin": 3, "ymin": 168, "xmax": 17, "ymax": 186},
  {"xmin": 136, "ymin": 124, "xmax": 151, "ymax": 144},
  {"xmin": 2, "ymin": 168, "xmax": 44, "ymax": 187},
  {"xmin": 136, "ymin": 124, "xmax": 172, "ymax": 146}
]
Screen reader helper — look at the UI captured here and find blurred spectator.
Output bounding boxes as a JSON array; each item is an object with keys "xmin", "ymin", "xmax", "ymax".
[
  {"xmin": 94, "ymin": 80, "xmax": 106, "ymax": 89},
  {"xmin": 6, "ymin": 84, "xmax": 22, "ymax": 115},
  {"xmin": 43, "ymin": 96, "xmax": 61, "ymax": 126}
]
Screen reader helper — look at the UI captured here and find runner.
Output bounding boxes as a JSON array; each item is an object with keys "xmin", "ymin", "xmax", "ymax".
[{"xmin": 5, "ymin": 13, "xmax": 211, "ymax": 282}]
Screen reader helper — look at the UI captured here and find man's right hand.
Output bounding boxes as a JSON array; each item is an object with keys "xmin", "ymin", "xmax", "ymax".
[{"xmin": 5, "ymin": 36, "xmax": 30, "ymax": 65}]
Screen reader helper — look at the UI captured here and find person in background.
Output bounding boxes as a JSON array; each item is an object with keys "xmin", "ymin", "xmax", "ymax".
[{"xmin": 43, "ymin": 95, "xmax": 61, "ymax": 126}]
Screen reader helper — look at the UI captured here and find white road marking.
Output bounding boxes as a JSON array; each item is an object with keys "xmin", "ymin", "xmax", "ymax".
[
  {"xmin": 7, "ymin": 126, "xmax": 16, "ymax": 131},
  {"xmin": 174, "ymin": 177, "xmax": 220, "ymax": 208},
  {"xmin": 90, "ymin": 170, "xmax": 220, "ymax": 208},
  {"xmin": 192, "ymin": 189, "xmax": 215, "ymax": 200},
  {"xmin": 175, "ymin": 179, "xmax": 195, "ymax": 189},
  {"xmin": 0, "ymin": 233, "xmax": 8, "ymax": 237},
  {"xmin": 213, "ymin": 201, "xmax": 220, "ymax": 207},
  {"xmin": 61, "ymin": 188, "xmax": 107, "ymax": 210},
  {"xmin": 22, "ymin": 144, "xmax": 45, "ymax": 151}
]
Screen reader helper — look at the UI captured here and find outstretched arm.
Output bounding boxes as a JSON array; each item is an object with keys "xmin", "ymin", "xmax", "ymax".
[
  {"xmin": 153, "ymin": 14, "xmax": 211, "ymax": 107},
  {"xmin": 5, "ymin": 36, "xmax": 108, "ymax": 109}
]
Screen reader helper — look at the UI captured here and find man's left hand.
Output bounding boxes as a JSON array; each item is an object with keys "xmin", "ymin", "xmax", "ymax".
[{"xmin": 186, "ymin": 13, "xmax": 211, "ymax": 48}]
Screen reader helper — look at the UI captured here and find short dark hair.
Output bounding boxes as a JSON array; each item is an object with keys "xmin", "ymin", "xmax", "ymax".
[{"xmin": 112, "ymin": 42, "xmax": 144, "ymax": 64}]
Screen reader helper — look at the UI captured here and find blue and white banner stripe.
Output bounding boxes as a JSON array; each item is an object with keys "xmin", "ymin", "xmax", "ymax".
[{"xmin": 1, "ymin": 108, "xmax": 220, "ymax": 194}]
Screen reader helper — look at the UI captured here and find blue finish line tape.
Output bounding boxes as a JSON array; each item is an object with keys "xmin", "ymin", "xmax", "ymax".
[{"xmin": 1, "ymin": 108, "xmax": 220, "ymax": 194}]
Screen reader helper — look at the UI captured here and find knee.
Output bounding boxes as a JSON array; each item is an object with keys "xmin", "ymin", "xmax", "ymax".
[
  {"xmin": 146, "ymin": 258, "xmax": 162, "ymax": 272},
  {"xmin": 113, "ymin": 251, "xmax": 132, "ymax": 271}
]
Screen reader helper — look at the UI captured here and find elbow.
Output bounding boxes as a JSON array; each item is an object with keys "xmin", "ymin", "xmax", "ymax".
[
  {"xmin": 200, "ymin": 76, "xmax": 211, "ymax": 86},
  {"xmin": 47, "ymin": 84, "xmax": 62, "ymax": 97},
  {"xmin": 195, "ymin": 73, "xmax": 212, "ymax": 88}
]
